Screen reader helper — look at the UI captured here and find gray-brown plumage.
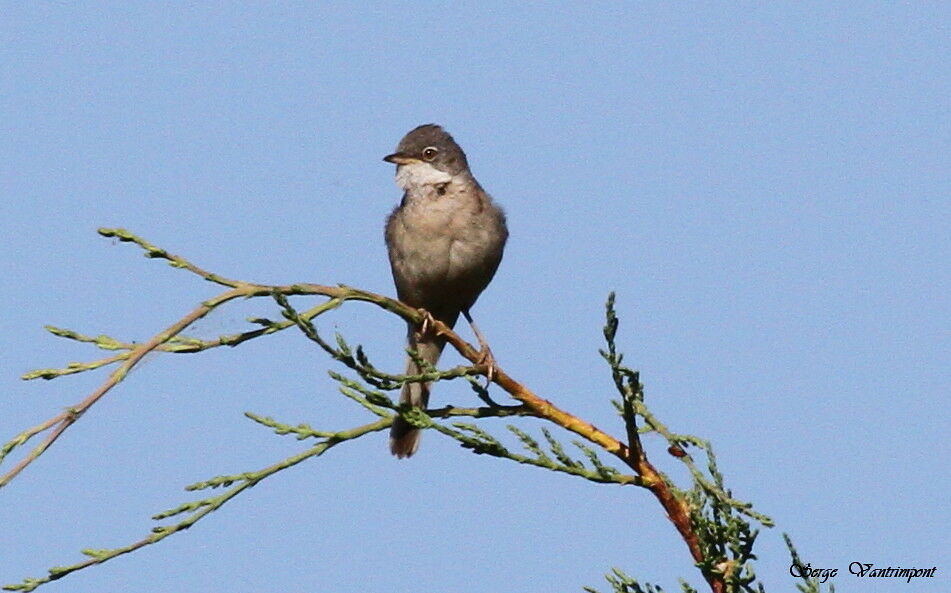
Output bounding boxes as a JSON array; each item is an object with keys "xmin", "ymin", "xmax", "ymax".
[{"xmin": 383, "ymin": 124, "xmax": 508, "ymax": 458}]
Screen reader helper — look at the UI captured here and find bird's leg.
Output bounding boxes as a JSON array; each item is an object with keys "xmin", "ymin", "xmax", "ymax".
[{"xmin": 463, "ymin": 310, "xmax": 496, "ymax": 384}]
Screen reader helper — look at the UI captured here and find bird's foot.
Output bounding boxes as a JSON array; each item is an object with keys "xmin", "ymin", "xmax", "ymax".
[
  {"xmin": 474, "ymin": 338, "xmax": 497, "ymax": 385},
  {"xmin": 416, "ymin": 309, "xmax": 438, "ymax": 339}
]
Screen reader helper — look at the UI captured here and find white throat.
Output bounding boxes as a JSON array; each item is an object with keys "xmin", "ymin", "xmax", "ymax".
[{"xmin": 395, "ymin": 161, "xmax": 453, "ymax": 191}]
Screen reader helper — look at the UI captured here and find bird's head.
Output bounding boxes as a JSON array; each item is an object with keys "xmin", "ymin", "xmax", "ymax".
[{"xmin": 384, "ymin": 124, "xmax": 471, "ymax": 189}]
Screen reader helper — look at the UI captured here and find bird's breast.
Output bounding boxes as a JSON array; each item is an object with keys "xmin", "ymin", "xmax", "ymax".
[{"xmin": 386, "ymin": 183, "xmax": 506, "ymax": 306}]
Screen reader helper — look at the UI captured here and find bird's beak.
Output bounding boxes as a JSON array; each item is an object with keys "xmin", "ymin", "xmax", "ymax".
[{"xmin": 383, "ymin": 152, "xmax": 419, "ymax": 165}]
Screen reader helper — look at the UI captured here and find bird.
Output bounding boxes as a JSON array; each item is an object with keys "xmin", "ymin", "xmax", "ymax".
[{"xmin": 383, "ymin": 124, "xmax": 508, "ymax": 458}]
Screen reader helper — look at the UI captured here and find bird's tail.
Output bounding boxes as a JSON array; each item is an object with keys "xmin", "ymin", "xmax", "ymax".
[{"xmin": 390, "ymin": 318, "xmax": 454, "ymax": 458}]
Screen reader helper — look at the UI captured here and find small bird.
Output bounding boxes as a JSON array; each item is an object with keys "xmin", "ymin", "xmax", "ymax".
[{"xmin": 383, "ymin": 124, "xmax": 508, "ymax": 458}]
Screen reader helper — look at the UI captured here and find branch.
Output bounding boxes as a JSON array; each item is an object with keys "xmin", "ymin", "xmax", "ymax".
[
  {"xmin": 3, "ymin": 416, "xmax": 390, "ymax": 592},
  {"xmin": 5, "ymin": 229, "xmax": 774, "ymax": 593},
  {"xmin": 2, "ymin": 287, "xmax": 246, "ymax": 487},
  {"xmin": 4, "ymin": 401, "xmax": 544, "ymax": 592},
  {"xmin": 2, "ymin": 233, "xmax": 423, "ymax": 486}
]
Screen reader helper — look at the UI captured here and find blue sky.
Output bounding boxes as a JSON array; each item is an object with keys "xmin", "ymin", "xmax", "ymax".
[{"xmin": 1, "ymin": 4, "xmax": 947, "ymax": 592}]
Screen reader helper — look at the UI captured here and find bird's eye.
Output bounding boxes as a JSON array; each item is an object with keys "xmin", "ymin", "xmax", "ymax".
[{"xmin": 422, "ymin": 147, "xmax": 438, "ymax": 161}]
